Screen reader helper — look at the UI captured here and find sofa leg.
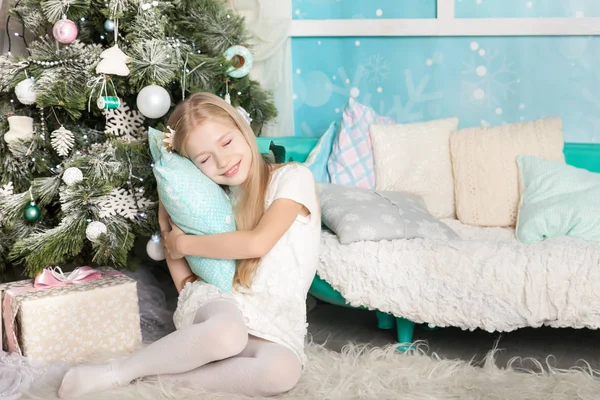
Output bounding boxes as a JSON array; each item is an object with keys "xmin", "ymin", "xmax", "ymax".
[
  {"xmin": 376, "ymin": 310, "xmax": 395, "ymax": 330},
  {"xmin": 396, "ymin": 317, "xmax": 415, "ymax": 352}
]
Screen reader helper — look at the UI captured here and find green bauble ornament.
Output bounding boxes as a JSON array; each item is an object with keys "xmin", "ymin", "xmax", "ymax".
[{"xmin": 24, "ymin": 202, "xmax": 41, "ymax": 222}]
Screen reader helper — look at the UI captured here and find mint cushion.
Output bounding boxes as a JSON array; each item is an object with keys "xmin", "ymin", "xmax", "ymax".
[
  {"xmin": 516, "ymin": 155, "xmax": 600, "ymax": 243},
  {"xmin": 304, "ymin": 122, "xmax": 338, "ymax": 183},
  {"xmin": 148, "ymin": 127, "xmax": 236, "ymax": 292}
]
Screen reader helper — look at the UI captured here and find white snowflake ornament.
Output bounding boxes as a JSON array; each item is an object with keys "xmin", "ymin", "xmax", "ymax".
[
  {"xmin": 62, "ymin": 167, "xmax": 84, "ymax": 186},
  {"xmin": 104, "ymin": 102, "xmax": 145, "ymax": 142},
  {"xmin": 96, "ymin": 188, "xmax": 154, "ymax": 221},
  {"xmin": 51, "ymin": 126, "xmax": 75, "ymax": 157},
  {"xmin": 86, "ymin": 221, "xmax": 107, "ymax": 242}
]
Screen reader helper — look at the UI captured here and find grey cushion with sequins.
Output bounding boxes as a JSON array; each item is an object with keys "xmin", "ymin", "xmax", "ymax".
[{"xmin": 318, "ymin": 183, "xmax": 459, "ymax": 244}]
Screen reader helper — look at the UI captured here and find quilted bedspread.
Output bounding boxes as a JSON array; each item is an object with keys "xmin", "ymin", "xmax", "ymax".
[{"xmin": 317, "ymin": 219, "xmax": 600, "ymax": 332}]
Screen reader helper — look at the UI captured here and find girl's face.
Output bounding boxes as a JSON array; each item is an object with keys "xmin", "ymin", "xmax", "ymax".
[{"xmin": 184, "ymin": 119, "xmax": 253, "ymax": 186}]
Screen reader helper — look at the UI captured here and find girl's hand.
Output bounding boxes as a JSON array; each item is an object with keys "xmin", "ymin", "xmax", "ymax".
[{"xmin": 164, "ymin": 219, "xmax": 185, "ymax": 260}]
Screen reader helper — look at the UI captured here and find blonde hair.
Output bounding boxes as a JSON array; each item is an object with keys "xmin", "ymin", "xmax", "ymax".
[{"xmin": 167, "ymin": 92, "xmax": 271, "ymax": 289}]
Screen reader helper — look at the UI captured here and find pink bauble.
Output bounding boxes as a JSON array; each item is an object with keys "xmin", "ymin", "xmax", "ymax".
[{"xmin": 53, "ymin": 18, "xmax": 78, "ymax": 44}]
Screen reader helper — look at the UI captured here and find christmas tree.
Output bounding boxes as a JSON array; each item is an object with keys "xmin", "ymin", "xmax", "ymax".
[{"xmin": 0, "ymin": 0, "xmax": 277, "ymax": 279}]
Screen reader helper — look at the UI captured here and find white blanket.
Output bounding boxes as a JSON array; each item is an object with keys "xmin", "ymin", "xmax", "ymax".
[{"xmin": 317, "ymin": 219, "xmax": 600, "ymax": 332}]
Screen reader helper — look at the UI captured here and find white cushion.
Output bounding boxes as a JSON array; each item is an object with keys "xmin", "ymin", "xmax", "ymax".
[{"xmin": 370, "ymin": 117, "xmax": 459, "ymax": 219}]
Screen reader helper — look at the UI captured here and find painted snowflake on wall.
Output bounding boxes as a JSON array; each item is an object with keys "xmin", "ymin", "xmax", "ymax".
[
  {"xmin": 362, "ymin": 54, "xmax": 391, "ymax": 84},
  {"xmin": 378, "ymin": 69, "xmax": 443, "ymax": 123},
  {"xmin": 461, "ymin": 44, "xmax": 519, "ymax": 109}
]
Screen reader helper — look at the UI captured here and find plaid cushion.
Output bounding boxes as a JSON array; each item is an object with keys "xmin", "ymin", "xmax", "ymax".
[{"xmin": 327, "ymin": 98, "xmax": 395, "ymax": 189}]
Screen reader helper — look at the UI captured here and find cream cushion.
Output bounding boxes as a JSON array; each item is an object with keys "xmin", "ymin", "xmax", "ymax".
[{"xmin": 450, "ymin": 117, "xmax": 565, "ymax": 227}]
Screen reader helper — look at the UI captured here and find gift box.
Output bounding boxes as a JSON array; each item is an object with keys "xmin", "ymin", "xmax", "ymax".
[{"xmin": 0, "ymin": 266, "xmax": 142, "ymax": 364}]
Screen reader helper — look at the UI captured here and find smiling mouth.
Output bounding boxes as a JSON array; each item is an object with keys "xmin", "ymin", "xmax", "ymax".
[{"xmin": 223, "ymin": 162, "xmax": 241, "ymax": 177}]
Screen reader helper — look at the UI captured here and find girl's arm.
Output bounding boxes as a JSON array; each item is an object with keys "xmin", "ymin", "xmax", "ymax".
[
  {"xmin": 168, "ymin": 198, "xmax": 307, "ymax": 260},
  {"xmin": 159, "ymin": 200, "xmax": 195, "ymax": 292},
  {"xmin": 165, "ymin": 253, "xmax": 195, "ymax": 292}
]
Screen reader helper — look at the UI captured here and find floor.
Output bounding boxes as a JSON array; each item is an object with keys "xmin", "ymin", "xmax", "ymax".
[
  {"xmin": 307, "ymin": 300, "xmax": 600, "ymax": 370},
  {"xmin": 145, "ymin": 259, "xmax": 600, "ymax": 372}
]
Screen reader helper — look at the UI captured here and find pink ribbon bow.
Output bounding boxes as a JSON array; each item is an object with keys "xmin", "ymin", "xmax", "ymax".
[{"xmin": 33, "ymin": 266, "xmax": 102, "ymax": 288}]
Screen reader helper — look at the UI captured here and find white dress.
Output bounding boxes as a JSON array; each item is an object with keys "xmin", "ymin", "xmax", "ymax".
[{"xmin": 173, "ymin": 163, "xmax": 321, "ymax": 366}]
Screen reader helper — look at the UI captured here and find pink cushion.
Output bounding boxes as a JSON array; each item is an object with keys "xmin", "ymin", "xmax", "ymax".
[{"xmin": 327, "ymin": 98, "xmax": 395, "ymax": 188}]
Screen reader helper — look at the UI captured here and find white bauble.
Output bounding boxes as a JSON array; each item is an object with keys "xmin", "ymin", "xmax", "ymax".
[
  {"xmin": 86, "ymin": 221, "xmax": 107, "ymax": 242},
  {"xmin": 136, "ymin": 85, "xmax": 171, "ymax": 119},
  {"xmin": 15, "ymin": 78, "xmax": 36, "ymax": 105},
  {"xmin": 62, "ymin": 167, "xmax": 84, "ymax": 186},
  {"xmin": 146, "ymin": 234, "xmax": 166, "ymax": 261}
]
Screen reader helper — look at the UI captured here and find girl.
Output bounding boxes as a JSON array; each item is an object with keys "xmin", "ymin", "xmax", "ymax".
[{"xmin": 58, "ymin": 92, "xmax": 321, "ymax": 398}]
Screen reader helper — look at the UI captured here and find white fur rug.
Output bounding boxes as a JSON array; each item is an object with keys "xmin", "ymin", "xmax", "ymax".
[
  {"xmin": 318, "ymin": 220, "xmax": 600, "ymax": 333},
  {"xmin": 6, "ymin": 342, "xmax": 600, "ymax": 400}
]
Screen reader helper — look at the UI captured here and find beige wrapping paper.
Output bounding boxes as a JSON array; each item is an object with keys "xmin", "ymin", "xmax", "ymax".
[{"xmin": 0, "ymin": 267, "xmax": 142, "ymax": 364}]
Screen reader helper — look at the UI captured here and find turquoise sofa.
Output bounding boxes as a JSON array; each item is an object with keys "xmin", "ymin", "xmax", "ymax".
[{"xmin": 257, "ymin": 136, "xmax": 600, "ymax": 349}]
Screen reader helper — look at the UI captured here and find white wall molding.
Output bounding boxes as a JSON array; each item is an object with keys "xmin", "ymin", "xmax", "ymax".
[
  {"xmin": 290, "ymin": 17, "xmax": 600, "ymax": 37},
  {"xmin": 437, "ymin": 0, "xmax": 455, "ymax": 20}
]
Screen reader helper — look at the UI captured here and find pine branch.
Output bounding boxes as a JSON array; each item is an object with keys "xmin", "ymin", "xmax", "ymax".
[
  {"xmin": 128, "ymin": 39, "xmax": 178, "ymax": 89},
  {"xmin": 0, "ymin": 141, "xmax": 33, "ymax": 190},
  {"xmin": 36, "ymin": 68, "xmax": 91, "ymax": 118},
  {"xmin": 9, "ymin": 213, "xmax": 88, "ymax": 276},
  {"xmin": 27, "ymin": 37, "xmax": 101, "ymax": 72},
  {"xmin": 0, "ymin": 56, "xmax": 30, "ymax": 92},
  {"xmin": 90, "ymin": 216, "xmax": 135, "ymax": 267},
  {"xmin": 106, "ymin": 0, "xmax": 131, "ymax": 18},
  {"xmin": 0, "ymin": 176, "xmax": 61, "ymax": 222},
  {"xmin": 126, "ymin": 7, "xmax": 167, "ymax": 42},
  {"xmin": 59, "ymin": 178, "xmax": 112, "ymax": 215},
  {"xmin": 41, "ymin": 0, "xmax": 92, "ymax": 24},
  {"xmin": 0, "ymin": 230, "xmax": 15, "ymax": 275},
  {"xmin": 0, "ymin": 0, "xmax": 278, "ymax": 276},
  {"xmin": 178, "ymin": 0, "xmax": 250, "ymax": 56},
  {"xmin": 12, "ymin": 0, "xmax": 49, "ymax": 38},
  {"xmin": 183, "ymin": 53, "xmax": 224, "ymax": 93},
  {"xmin": 70, "ymin": 142, "xmax": 124, "ymax": 183},
  {"xmin": 6, "ymin": 217, "xmax": 49, "ymax": 241}
]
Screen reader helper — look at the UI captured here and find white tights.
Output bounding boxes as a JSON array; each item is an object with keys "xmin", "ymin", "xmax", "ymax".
[{"xmin": 58, "ymin": 301, "xmax": 302, "ymax": 398}]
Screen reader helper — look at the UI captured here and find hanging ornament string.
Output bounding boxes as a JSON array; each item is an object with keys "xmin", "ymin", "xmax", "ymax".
[
  {"xmin": 24, "ymin": 186, "xmax": 41, "ymax": 222},
  {"xmin": 113, "ymin": 18, "xmax": 119, "ymax": 46},
  {"xmin": 50, "ymin": 107, "xmax": 64, "ymax": 127},
  {"xmin": 86, "ymin": 75, "xmax": 118, "ymax": 111}
]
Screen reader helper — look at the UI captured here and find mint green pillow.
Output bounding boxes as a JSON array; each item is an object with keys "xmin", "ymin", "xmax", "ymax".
[
  {"xmin": 516, "ymin": 155, "xmax": 600, "ymax": 243},
  {"xmin": 148, "ymin": 127, "xmax": 236, "ymax": 292}
]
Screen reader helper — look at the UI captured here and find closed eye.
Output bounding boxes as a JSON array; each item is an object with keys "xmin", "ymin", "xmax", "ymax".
[
  {"xmin": 199, "ymin": 156, "xmax": 210, "ymax": 164},
  {"xmin": 223, "ymin": 140, "xmax": 232, "ymax": 147}
]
